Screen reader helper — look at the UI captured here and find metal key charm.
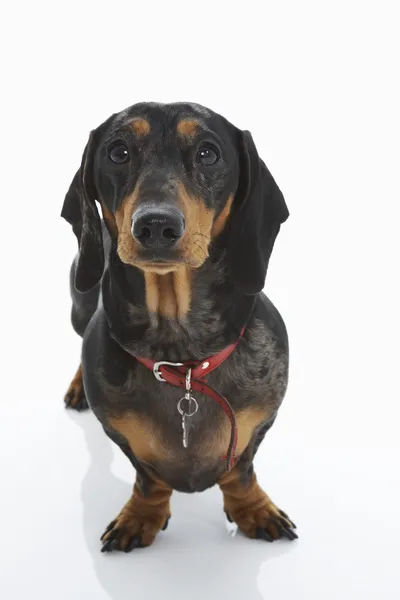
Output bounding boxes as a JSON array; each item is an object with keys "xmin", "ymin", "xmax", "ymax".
[
  {"xmin": 178, "ymin": 396, "xmax": 198, "ymax": 447},
  {"xmin": 182, "ymin": 413, "xmax": 189, "ymax": 448},
  {"xmin": 177, "ymin": 368, "xmax": 198, "ymax": 448}
]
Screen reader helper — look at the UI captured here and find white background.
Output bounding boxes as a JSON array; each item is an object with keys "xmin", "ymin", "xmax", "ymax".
[{"xmin": 1, "ymin": 1, "xmax": 399, "ymax": 599}]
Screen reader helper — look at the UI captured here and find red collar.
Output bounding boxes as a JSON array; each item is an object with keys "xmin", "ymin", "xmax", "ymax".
[{"xmin": 136, "ymin": 328, "xmax": 245, "ymax": 471}]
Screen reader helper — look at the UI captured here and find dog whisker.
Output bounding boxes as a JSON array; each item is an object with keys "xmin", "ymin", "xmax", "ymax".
[
  {"xmin": 192, "ymin": 231, "xmax": 211, "ymax": 241},
  {"xmin": 192, "ymin": 241, "xmax": 208, "ymax": 259}
]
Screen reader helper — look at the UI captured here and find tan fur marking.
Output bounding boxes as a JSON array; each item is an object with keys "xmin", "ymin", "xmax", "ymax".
[
  {"xmin": 115, "ymin": 186, "xmax": 141, "ymax": 264},
  {"xmin": 101, "ymin": 201, "xmax": 117, "ymax": 236},
  {"xmin": 64, "ymin": 364, "xmax": 86, "ymax": 409},
  {"xmin": 202, "ymin": 407, "xmax": 269, "ymax": 459},
  {"xmin": 67, "ymin": 364, "xmax": 82, "ymax": 391},
  {"xmin": 109, "ymin": 408, "xmax": 268, "ymax": 467},
  {"xmin": 159, "ymin": 272, "xmax": 177, "ymax": 318},
  {"xmin": 109, "ymin": 414, "xmax": 172, "ymax": 463},
  {"xmin": 211, "ymin": 194, "xmax": 234, "ymax": 238},
  {"xmin": 144, "ymin": 272, "xmax": 160, "ymax": 314},
  {"xmin": 130, "ymin": 117, "xmax": 151, "ymax": 136},
  {"xmin": 177, "ymin": 183, "xmax": 214, "ymax": 268},
  {"xmin": 173, "ymin": 266, "xmax": 192, "ymax": 319},
  {"xmin": 144, "ymin": 267, "xmax": 192, "ymax": 319},
  {"xmin": 176, "ymin": 119, "xmax": 200, "ymax": 137}
]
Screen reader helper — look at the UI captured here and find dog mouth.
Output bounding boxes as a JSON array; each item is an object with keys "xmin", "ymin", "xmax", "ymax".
[
  {"xmin": 133, "ymin": 248, "xmax": 185, "ymax": 272},
  {"xmin": 135, "ymin": 248, "xmax": 182, "ymax": 262},
  {"xmin": 117, "ymin": 232, "xmax": 209, "ymax": 272}
]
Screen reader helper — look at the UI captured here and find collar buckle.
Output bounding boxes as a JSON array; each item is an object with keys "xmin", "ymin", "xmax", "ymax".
[{"xmin": 153, "ymin": 361, "xmax": 183, "ymax": 382}]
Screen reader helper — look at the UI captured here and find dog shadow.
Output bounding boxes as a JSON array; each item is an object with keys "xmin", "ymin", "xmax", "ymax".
[{"xmin": 68, "ymin": 411, "xmax": 295, "ymax": 600}]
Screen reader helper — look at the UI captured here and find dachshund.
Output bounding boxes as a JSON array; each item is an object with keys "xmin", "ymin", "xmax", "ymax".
[{"xmin": 61, "ymin": 102, "xmax": 296, "ymax": 552}]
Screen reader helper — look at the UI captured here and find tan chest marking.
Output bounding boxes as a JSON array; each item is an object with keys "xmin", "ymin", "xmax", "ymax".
[
  {"xmin": 144, "ymin": 267, "xmax": 192, "ymax": 319},
  {"xmin": 108, "ymin": 414, "xmax": 173, "ymax": 464},
  {"xmin": 201, "ymin": 406, "xmax": 270, "ymax": 460},
  {"xmin": 109, "ymin": 405, "xmax": 269, "ymax": 466}
]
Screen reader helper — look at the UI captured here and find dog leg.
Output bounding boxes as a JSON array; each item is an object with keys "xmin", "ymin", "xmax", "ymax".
[
  {"xmin": 219, "ymin": 467, "xmax": 297, "ymax": 542},
  {"xmin": 101, "ymin": 474, "xmax": 172, "ymax": 552},
  {"xmin": 64, "ymin": 364, "xmax": 89, "ymax": 411}
]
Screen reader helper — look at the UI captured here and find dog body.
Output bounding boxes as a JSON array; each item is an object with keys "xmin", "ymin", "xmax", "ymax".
[{"xmin": 62, "ymin": 102, "xmax": 296, "ymax": 550}]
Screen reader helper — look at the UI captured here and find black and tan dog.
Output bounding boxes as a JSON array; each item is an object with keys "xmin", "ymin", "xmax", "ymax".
[{"xmin": 62, "ymin": 102, "xmax": 296, "ymax": 552}]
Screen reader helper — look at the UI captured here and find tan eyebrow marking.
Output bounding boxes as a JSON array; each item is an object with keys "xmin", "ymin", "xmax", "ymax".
[
  {"xmin": 176, "ymin": 119, "xmax": 200, "ymax": 137},
  {"xmin": 129, "ymin": 118, "xmax": 151, "ymax": 136}
]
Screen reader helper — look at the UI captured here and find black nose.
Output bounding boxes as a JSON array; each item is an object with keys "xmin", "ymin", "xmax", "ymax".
[{"xmin": 131, "ymin": 207, "xmax": 185, "ymax": 248}]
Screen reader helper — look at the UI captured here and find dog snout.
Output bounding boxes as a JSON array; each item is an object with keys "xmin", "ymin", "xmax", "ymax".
[{"xmin": 131, "ymin": 207, "xmax": 185, "ymax": 249}]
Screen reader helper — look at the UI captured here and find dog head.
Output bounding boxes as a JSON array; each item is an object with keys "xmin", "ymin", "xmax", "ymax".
[{"xmin": 61, "ymin": 102, "xmax": 288, "ymax": 294}]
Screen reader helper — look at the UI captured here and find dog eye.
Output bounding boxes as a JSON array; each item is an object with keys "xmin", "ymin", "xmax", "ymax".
[
  {"xmin": 196, "ymin": 143, "xmax": 220, "ymax": 166},
  {"xmin": 109, "ymin": 142, "xmax": 129, "ymax": 164}
]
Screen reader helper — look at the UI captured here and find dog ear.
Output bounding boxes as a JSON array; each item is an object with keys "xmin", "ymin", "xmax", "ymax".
[
  {"xmin": 228, "ymin": 130, "xmax": 289, "ymax": 295},
  {"xmin": 61, "ymin": 129, "xmax": 104, "ymax": 293}
]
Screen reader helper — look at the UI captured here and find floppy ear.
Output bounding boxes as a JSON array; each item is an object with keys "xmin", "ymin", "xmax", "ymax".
[
  {"xmin": 228, "ymin": 130, "xmax": 289, "ymax": 295},
  {"xmin": 61, "ymin": 130, "xmax": 104, "ymax": 293}
]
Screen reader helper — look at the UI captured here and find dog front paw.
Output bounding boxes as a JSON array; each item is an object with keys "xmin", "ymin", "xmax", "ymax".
[
  {"xmin": 101, "ymin": 499, "xmax": 170, "ymax": 553},
  {"xmin": 226, "ymin": 500, "xmax": 297, "ymax": 542}
]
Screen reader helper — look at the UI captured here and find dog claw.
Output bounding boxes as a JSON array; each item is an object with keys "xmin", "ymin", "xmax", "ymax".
[
  {"xmin": 101, "ymin": 539, "xmax": 115, "ymax": 553},
  {"xmin": 278, "ymin": 525, "xmax": 298, "ymax": 541},
  {"xmin": 124, "ymin": 536, "xmax": 144, "ymax": 553},
  {"xmin": 278, "ymin": 509, "xmax": 296, "ymax": 529},
  {"xmin": 256, "ymin": 528, "xmax": 274, "ymax": 542},
  {"xmin": 225, "ymin": 511, "xmax": 233, "ymax": 523},
  {"xmin": 101, "ymin": 521, "xmax": 117, "ymax": 541},
  {"xmin": 161, "ymin": 518, "xmax": 170, "ymax": 531}
]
